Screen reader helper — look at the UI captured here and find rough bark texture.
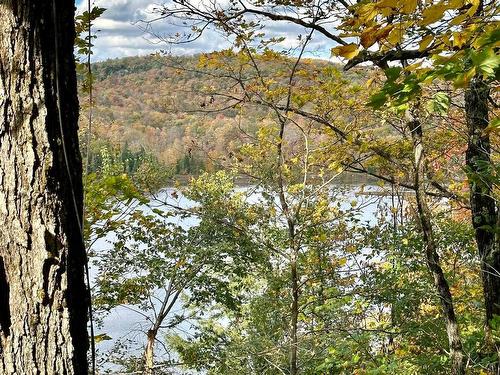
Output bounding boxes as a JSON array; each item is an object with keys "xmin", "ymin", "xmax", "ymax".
[
  {"xmin": 408, "ymin": 109, "xmax": 465, "ymax": 375},
  {"xmin": 465, "ymin": 77, "xmax": 500, "ymax": 355},
  {"xmin": 0, "ymin": 1, "xmax": 89, "ymax": 374}
]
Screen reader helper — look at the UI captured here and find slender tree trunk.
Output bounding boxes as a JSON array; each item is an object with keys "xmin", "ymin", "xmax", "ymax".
[
  {"xmin": 276, "ymin": 117, "xmax": 300, "ymax": 375},
  {"xmin": 290, "ymin": 251, "xmax": 299, "ymax": 375},
  {"xmin": 465, "ymin": 77, "xmax": 500, "ymax": 360},
  {"xmin": 144, "ymin": 328, "xmax": 157, "ymax": 375},
  {"xmin": 0, "ymin": 1, "xmax": 88, "ymax": 374},
  {"xmin": 386, "ymin": 185, "xmax": 400, "ymax": 355},
  {"xmin": 407, "ymin": 107, "xmax": 465, "ymax": 375}
]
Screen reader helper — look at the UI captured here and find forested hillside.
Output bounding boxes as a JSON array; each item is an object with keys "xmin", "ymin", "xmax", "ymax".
[{"xmin": 81, "ymin": 55, "xmax": 377, "ymax": 175}]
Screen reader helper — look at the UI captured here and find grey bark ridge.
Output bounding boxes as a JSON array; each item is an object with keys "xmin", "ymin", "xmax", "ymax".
[{"xmin": 0, "ymin": 1, "xmax": 89, "ymax": 374}]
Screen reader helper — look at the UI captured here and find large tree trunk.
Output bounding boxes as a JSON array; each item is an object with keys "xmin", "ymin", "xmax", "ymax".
[
  {"xmin": 408, "ymin": 108, "xmax": 465, "ymax": 375},
  {"xmin": 0, "ymin": 1, "xmax": 89, "ymax": 374},
  {"xmin": 465, "ymin": 76, "xmax": 500, "ymax": 361}
]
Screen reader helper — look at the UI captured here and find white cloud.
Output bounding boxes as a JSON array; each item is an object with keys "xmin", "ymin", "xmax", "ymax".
[
  {"xmin": 77, "ymin": 0, "xmax": 338, "ymax": 61},
  {"xmin": 78, "ymin": 0, "xmax": 231, "ymax": 60}
]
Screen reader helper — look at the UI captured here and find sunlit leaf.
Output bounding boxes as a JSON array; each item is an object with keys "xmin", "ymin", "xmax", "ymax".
[
  {"xmin": 450, "ymin": 13, "xmax": 467, "ymax": 26},
  {"xmin": 453, "ymin": 32, "xmax": 467, "ymax": 48},
  {"xmin": 388, "ymin": 25, "xmax": 405, "ymax": 45},
  {"xmin": 360, "ymin": 27, "xmax": 379, "ymax": 48},
  {"xmin": 426, "ymin": 92, "xmax": 450, "ymax": 114},
  {"xmin": 471, "ymin": 48, "xmax": 500, "ymax": 78},
  {"xmin": 376, "ymin": 0, "xmax": 399, "ymax": 8},
  {"xmin": 419, "ymin": 34, "xmax": 434, "ymax": 51},
  {"xmin": 331, "ymin": 44, "xmax": 360, "ymax": 59},
  {"xmin": 94, "ymin": 333, "xmax": 112, "ymax": 343},
  {"xmin": 421, "ymin": 3, "xmax": 447, "ymax": 26},
  {"xmin": 452, "ymin": 67, "xmax": 475, "ymax": 87},
  {"xmin": 402, "ymin": 0, "xmax": 418, "ymax": 14}
]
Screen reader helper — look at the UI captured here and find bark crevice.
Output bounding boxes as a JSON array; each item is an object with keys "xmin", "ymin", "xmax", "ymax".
[{"xmin": 0, "ymin": 256, "xmax": 11, "ymax": 337}]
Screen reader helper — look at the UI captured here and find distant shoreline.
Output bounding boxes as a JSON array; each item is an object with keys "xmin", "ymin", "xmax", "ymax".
[{"xmin": 168, "ymin": 171, "xmax": 382, "ymax": 186}]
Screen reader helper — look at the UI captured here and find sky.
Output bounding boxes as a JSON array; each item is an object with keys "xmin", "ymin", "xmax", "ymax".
[{"xmin": 76, "ymin": 0, "xmax": 335, "ymax": 61}]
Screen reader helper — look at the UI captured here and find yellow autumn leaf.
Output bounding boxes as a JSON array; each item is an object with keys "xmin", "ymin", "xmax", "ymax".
[
  {"xmin": 376, "ymin": 0, "xmax": 399, "ymax": 8},
  {"xmin": 441, "ymin": 33, "xmax": 452, "ymax": 46},
  {"xmin": 381, "ymin": 261, "xmax": 392, "ymax": 270},
  {"xmin": 388, "ymin": 26, "xmax": 405, "ymax": 45},
  {"xmin": 465, "ymin": 0, "xmax": 480, "ymax": 17},
  {"xmin": 395, "ymin": 348, "xmax": 407, "ymax": 357},
  {"xmin": 421, "ymin": 3, "xmax": 447, "ymax": 25},
  {"xmin": 339, "ymin": 31, "xmax": 360, "ymax": 38},
  {"xmin": 402, "ymin": 0, "xmax": 418, "ymax": 14},
  {"xmin": 454, "ymin": 66, "xmax": 476, "ymax": 87},
  {"xmin": 94, "ymin": 333, "xmax": 112, "ymax": 343},
  {"xmin": 376, "ymin": 0, "xmax": 399, "ymax": 15},
  {"xmin": 450, "ymin": 13, "xmax": 467, "ymax": 26},
  {"xmin": 420, "ymin": 302, "xmax": 437, "ymax": 314},
  {"xmin": 471, "ymin": 28, "xmax": 489, "ymax": 48},
  {"xmin": 405, "ymin": 62, "xmax": 423, "ymax": 71},
  {"xmin": 419, "ymin": 34, "xmax": 434, "ymax": 51},
  {"xmin": 448, "ymin": 0, "xmax": 464, "ymax": 8},
  {"xmin": 380, "ymin": 6, "xmax": 394, "ymax": 17},
  {"xmin": 357, "ymin": 3, "xmax": 378, "ymax": 23},
  {"xmin": 360, "ymin": 26, "xmax": 379, "ymax": 48},
  {"xmin": 331, "ymin": 44, "xmax": 360, "ymax": 60},
  {"xmin": 422, "ymin": 69, "xmax": 436, "ymax": 84},
  {"xmin": 453, "ymin": 32, "xmax": 467, "ymax": 48},
  {"xmin": 375, "ymin": 24, "xmax": 394, "ymax": 40},
  {"xmin": 346, "ymin": 245, "xmax": 357, "ymax": 254}
]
